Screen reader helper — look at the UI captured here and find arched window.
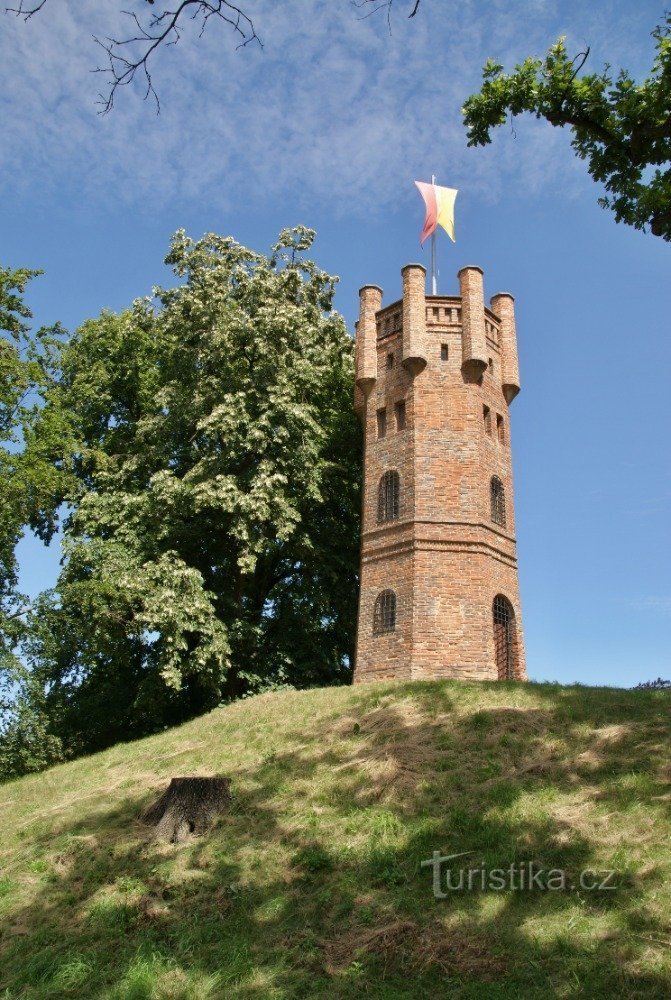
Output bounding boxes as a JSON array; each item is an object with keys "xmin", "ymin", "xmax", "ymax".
[
  {"xmin": 378, "ymin": 470, "xmax": 400, "ymax": 523},
  {"xmin": 490, "ymin": 476, "xmax": 506, "ymax": 527},
  {"xmin": 493, "ymin": 595, "xmax": 517, "ymax": 680},
  {"xmin": 374, "ymin": 590, "xmax": 396, "ymax": 635}
]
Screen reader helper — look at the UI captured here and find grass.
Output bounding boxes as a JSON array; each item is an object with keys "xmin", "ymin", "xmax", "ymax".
[{"xmin": 0, "ymin": 679, "xmax": 669, "ymax": 998}]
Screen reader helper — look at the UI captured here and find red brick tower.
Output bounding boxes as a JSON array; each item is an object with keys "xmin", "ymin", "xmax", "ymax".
[{"xmin": 353, "ymin": 264, "xmax": 527, "ymax": 682}]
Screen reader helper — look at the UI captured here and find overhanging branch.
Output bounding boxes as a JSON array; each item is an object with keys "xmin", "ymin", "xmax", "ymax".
[{"xmin": 93, "ymin": 1, "xmax": 262, "ymax": 113}]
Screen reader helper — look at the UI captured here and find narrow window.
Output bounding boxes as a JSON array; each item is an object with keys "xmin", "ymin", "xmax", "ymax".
[
  {"xmin": 488, "ymin": 356, "xmax": 494, "ymax": 377},
  {"xmin": 387, "ymin": 352, "xmax": 394, "ymax": 370},
  {"xmin": 432, "ymin": 306, "xmax": 439, "ymax": 319},
  {"xmin": 493, "ymin": 595, "xmax": 517, "ymax": 680},
  {"xmin": 377, "ymin": 470, "xmax": 400, "ymax": 523},
  {"xmin": 377, "ymin": 408, "xmax": 387, "ymax": 439},
  {"xmin": 483, "ymin": 405, "xmax": 492, "ymax": 435},
  {"xmin": 395, "ymin": 400, "xmax": 406, "ymax": 431},
  {"xmin": 496, "ymin": 414, "xmax": 505, "ymax": 444},
  {"xmin": 490, "ymin": 476, "xmax": 506, "ymax": 527},
  {"xmin": 374, "ymin": 590, "xmax": 397, "ymax": 635},
  {"xmin": 441, "ymin": 343, "xmax": 449, "ymax": 361}
]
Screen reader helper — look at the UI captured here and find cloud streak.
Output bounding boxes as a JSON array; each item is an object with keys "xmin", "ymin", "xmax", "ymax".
[{"xmin": 0, "ymin": 0, "xmax": 651, "ymax": 217}]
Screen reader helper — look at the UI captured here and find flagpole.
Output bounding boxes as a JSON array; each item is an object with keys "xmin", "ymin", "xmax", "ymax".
[{"xmin": 431, "ymin": 173, "xmax": 437, "ymax": 294}]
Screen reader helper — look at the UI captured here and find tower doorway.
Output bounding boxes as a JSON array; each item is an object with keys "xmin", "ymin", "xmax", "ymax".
[{"xmin": 493, "ymin": 595, "xmax": 517, "ymax": 680}]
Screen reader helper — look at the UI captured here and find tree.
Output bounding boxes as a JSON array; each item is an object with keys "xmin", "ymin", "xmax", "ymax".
[
  {"xmin": 0, "ymin": 265, "xmax": 67, "ymax": 672},
  {"xmin": 25, "ymin": 227, "xmax": 361, "ymax": 759},
  {"xmin": 462, "ymin": 14, "xmax": 671, "ymax": 241},
  {"xmin": 0, "ymin": 267, "xmax": 68, "ymax": 778},
  {"xmin": 8, "ymin": 0, "xmax": 422, "ymax": 112}
]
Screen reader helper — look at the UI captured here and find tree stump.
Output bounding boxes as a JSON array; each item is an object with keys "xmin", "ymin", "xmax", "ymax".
[{"xmin": 142, "ymin": 776, "xmax": 231, "ymax": 843}]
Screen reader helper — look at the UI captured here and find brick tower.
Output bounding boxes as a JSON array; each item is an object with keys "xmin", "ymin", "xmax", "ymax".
[{"xmin": 353, "ymin": 264, "xmax": 527, "ymax": 683}]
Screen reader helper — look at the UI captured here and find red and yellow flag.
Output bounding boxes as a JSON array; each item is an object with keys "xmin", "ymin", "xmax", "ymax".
[{"xmin": 415, "ymin": 181, "xmax": 458, "ymax": 245}]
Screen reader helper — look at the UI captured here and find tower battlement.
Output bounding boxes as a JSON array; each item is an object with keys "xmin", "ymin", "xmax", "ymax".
[{"xmin": 353, "ymin": 264, "xmax": 527, "ymax": 683}]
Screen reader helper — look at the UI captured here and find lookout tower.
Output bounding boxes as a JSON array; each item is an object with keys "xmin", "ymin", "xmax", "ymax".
[{"xmin": 353, "ymin": 264, "xmax": 527, "ymax": 683}]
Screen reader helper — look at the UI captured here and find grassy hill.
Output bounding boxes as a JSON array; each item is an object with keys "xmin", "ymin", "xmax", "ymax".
[{"xmin": 0, "ymin": 680, "xmax": 669, "ymax": 999}]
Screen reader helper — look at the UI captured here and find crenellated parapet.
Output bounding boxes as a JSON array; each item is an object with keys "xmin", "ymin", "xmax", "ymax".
[{"xmin": 354, "ymin": 264, "xmax": 521, "ymax": 406}]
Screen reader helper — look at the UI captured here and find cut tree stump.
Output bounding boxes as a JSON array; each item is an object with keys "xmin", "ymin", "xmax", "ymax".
[{"xmin": 142, "ymin": 776, "xmax": 231, "ymax": 843}]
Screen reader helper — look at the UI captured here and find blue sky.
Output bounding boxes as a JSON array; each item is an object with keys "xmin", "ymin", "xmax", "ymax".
[{"xmin": 2, "ymin": 0, "xmax": 669, "ymax": 687}]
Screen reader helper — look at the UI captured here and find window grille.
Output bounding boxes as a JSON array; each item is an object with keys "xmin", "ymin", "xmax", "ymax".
[
  {"xmin": 378, "ymin": 470, "xmax": 400, "ymax": 523},
  {"xmin": 374, "ymin": 590, "xmax": 396, "ymax": 635},
  {"xmin": 493, "ymin": 595, "xmax": 517, "ymax": 679},
  {"xmin": 490, "ymin": 476, "xmax": 506, "ymax": 527}
]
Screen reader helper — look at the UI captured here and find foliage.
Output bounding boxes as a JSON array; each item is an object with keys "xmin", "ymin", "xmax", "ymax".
[
  {"xmin": 0, "ymin": 680, "xmax": 669, "ymax": 996},
  {"xmin": 0, "ymin": 266, "xmax": 68, "ymax": 775},
  {"xmin": 0, "ymin": 682, "xmax": 64, "ymax": 782},
  {"xmin": 463, "ymin": 15, "xmax": 671, "ymax": 240},
  {"xmin": 634, "ymin": 677, "xmax": 670, "ymax": 690},
  {"xmin": 0, "ymin": 265, "xmax": 41, "ymax": 660},
  {"xmin": 26, "ymin": 227, "xmax": 360, "ymax": 758}
]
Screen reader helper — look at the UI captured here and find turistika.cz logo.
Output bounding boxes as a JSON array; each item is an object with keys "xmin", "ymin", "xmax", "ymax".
[{"xmin": 421, "ymin": 851, "xmax": 618, "ymax": 898}]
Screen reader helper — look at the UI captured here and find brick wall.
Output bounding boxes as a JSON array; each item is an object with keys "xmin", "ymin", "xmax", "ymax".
[{"xmin": 353, "ymin": 265, "xmax": 527, "ymax": 683}]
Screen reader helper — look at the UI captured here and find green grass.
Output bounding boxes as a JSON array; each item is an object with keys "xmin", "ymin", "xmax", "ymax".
[{"xmin": 0, "ymin": 680, "xmax": 669, "ymax": 998}]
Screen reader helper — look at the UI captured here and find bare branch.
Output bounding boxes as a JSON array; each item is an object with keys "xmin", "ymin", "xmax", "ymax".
[
  {"xmin": 92, "ymin": 1, "xmax": 262, "ymax": 114},
  {"xmin": 5, "ymin": 0, "xmax": 47, "ymax": 20},
  {"xmin": 8, "ymin": 0, "xmax": 422, "ymax": 112},
  {"xmin": 352, "ymin": 0, "xmax": 422, "ymax": 32}
]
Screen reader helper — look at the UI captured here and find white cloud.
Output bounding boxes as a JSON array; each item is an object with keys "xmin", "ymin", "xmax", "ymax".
[{"xmin": 0, "ymin": 0, "xmax": 652, "ymax": 217}]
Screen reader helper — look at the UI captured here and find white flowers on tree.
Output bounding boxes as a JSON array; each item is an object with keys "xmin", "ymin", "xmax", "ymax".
[{"xmin": 21, "ymin": 227, "xmax": 361, "ymax": 755}]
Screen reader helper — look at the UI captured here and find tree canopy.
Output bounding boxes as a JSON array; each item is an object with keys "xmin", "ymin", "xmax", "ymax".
[
  {"xmin": 6, "ymin": 227, "xmax": 360, "ymax": 765},
  {"xmin": 463, "ymin": 15, "xmax": 671, "ymax": 241},
  {"xmin": 0, "ymin": 267, "xmax": 70, "ymax": 778}
]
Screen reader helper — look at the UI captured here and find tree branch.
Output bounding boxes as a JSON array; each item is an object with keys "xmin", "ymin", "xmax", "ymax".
[
  {"xmin": 93, "ymin": 1, "xmax": 262, "ymax": 113},
  {"xmin": 352, "ymin": 0, "xmax": 422, "ymax": 32},
  {"xmin": 5, "ymin": 0, "xmax": 47, "ymax": 20}
]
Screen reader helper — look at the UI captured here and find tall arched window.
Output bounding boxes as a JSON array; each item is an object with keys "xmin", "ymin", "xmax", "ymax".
[
  {"xmin": 493, "ymin": 595, "xmax": 517, "ymax": 680},
  {"xmin": 374, "ymin": 590, "xmax": 397, "ymax": 635},
  {"xmin": 490, "ymin": 476, "xmax": 506, "ymax": 527},
  {"xmin": 378, "ymin": 470, "xmax": 400, "ymax": 523}
]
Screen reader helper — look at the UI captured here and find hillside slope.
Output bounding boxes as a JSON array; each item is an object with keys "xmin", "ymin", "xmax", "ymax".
[{"xmin": 0, "ymin": 680, "xmax": 669, "ymax": 999}]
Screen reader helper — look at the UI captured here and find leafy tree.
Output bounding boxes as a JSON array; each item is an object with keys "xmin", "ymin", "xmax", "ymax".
[
  {"xmin": 463, "ymin": 14, "xmax": 671, "ymax": 240},
  {"xmin": 0, "ymin": 266, "xmax": 68, "ymax": 777},
  {"xmin": 26, "ymin": 227, "xmax": 360, "ymax": 758}
]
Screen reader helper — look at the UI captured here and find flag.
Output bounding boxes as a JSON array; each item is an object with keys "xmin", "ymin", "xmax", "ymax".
[{"xmin": 415, "ymin": 181, "xmax": 458, "ymax": 245}]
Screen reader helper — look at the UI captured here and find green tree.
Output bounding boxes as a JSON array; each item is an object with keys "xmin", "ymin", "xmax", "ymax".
[
  {"xmin": 463, "ymin": 14, "xmax": 671, "ymax": 240},
  {"xmin": 26, "ymin": 227, "xmax": 361, "ymax": 758},
  {"xmin": 0, "ymin": 266, "xmax": 68, "ymax": 778}
]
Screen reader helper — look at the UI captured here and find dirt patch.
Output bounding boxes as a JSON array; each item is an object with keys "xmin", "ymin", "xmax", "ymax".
[{"xmin": 321, "ymin": 918, "xmax": 508, "ymax": 980}]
